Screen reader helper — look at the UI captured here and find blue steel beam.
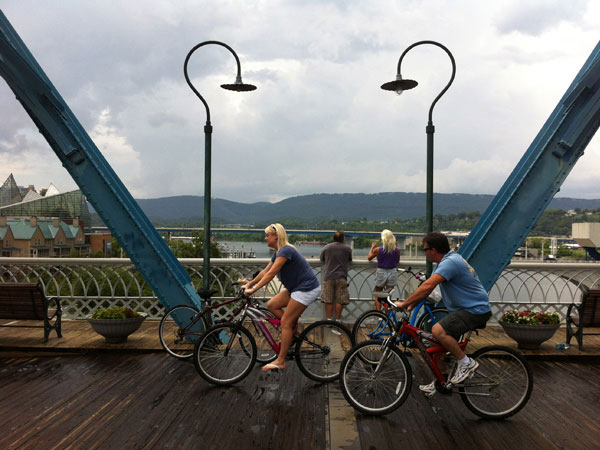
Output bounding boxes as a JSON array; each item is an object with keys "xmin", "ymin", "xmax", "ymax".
[
  {"xmin": 0, "ymin": 11, "xmax": 202, "ymax": 309},
  {"xmin": 460, "ymin": 41, "xmax": 600, "ymax": 291}
]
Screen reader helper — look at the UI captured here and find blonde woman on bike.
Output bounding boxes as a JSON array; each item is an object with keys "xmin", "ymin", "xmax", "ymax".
[
  {"xmin": 243, "ymin": 223, "xmax": 321, "ymax": 372},
  {"xmin": 368, "ymin": 229, "xmax": 400, "ymax": 311}
]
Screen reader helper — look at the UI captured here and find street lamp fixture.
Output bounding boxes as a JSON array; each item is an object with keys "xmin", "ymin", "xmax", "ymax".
[
  {"xmin": 184, "ymin": 40, "xmax": 256, "ymax": 300},
  {"xmin": 382, "ymin": 40, "xmax": 455, "ymax": 276}
]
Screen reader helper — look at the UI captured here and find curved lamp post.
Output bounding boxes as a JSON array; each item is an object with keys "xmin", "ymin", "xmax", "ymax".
[
  {"xmin": 184, "ymin": 41, "xmax": 256, "ymax": 298},
  {"xmin": 381, "ymin": 40, "xmax": 455, "ymax": 276}
]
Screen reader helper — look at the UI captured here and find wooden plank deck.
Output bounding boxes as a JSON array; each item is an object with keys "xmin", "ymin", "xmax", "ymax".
[
  {"xmin": 1, "ymin": 319, "xmax": 599, "ymax": 359},
  {"xmin": 0, "ymin": 353, "xmax": 598, "ymax": 449}
]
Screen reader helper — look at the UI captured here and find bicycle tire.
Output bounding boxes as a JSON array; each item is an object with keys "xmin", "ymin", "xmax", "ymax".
[
  {"xmin": 159, "ymin": 305, "xmax": 206, "ymax": 359},
  {"xmin": 351, "ymin": 310, "xmax": 392, "ymax": 345},
  {"xmin": 339, "ymin": 340, "xmax": 412, "ymax": 415},
  {"xmin": 295, "ymin": 320, "xmax": 352, "ymax": 382},
  {"xmin": 193, "ymin": 323, "xmax": 257, "ymax": 386},
  {"xmin": 415, "ymin": 307, "xmax": 448, "ymax": 348},
  {"xmin": 459, "ymin": 345, "xmax": 533, "ymax": 419},
  {"xmin": 245, "ymin": 308, "xmax": 280, "ymax": 364}
]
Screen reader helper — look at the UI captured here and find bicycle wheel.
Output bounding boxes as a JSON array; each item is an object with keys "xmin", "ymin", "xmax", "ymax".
[
  {"xmin": 459, "ymin": 345, "xmax": 533, "ymax": 419},
  {"xmin": 193, "ymin": 323, "xmax": 257, "ymax": 386},
  {"xmin": 246, "ymin": 309, "xmax": 280, "ymax": 364},
  {"xmin": 159, "ymin": 305, "xmax": 206, "ymax": 359},
  {"xmin": 352, "ymin": 310, "xmax": 392, "ymax": 345},
  {"xmin": 339, "ymin": 340, "xmax": 412, "ymax": 415},
  {"xmin": 295, "ymin": 320, "xmax": 352, "ymax": 382},
  {"xmin": 415, "ymin": 307, "xmax": 448, "ymax": 348}
]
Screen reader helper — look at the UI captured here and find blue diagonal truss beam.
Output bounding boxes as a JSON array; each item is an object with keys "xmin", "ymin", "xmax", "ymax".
[
  {"xmin": 460, "ymin": 41, "xmax": 600, "ymax": 291},
  {"xmin": 0, "ymin": 11, "xmax": 202, "ymax": 310}
]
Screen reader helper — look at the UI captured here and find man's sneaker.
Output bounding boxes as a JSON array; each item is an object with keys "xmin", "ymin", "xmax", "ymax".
[
  {"xmin": 419, "ymin": 380, "xmax": 436, "ymax": 396},
  {"xmin": 449, "ymin": 359, "xmax": 479, "ymax": 385}
]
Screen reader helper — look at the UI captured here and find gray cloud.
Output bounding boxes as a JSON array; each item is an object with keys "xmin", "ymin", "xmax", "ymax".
[
  {"xmin": 1, "ymin": 0, "xmax": 599, "ymax": 204},
  {"xmin": 496, "ymin": 0, "xmax": 588, "ymax": 36}
]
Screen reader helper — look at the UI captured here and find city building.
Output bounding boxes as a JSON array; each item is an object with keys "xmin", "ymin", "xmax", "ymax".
[
  {"xmin": 0, "ymin": 174, "xmax": 115, "ymax": 257},
  {"xmin": 0, "ymin": 216, "xmax": 87, "ymax": 257},
  {"xmin": 0, "ymin": 174, "xmax": 91, "ymax": 230}
]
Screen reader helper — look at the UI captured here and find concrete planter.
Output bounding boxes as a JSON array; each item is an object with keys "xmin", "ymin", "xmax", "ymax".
[
  {"xmin": 87, "ymin": 313, "xmax": 147, "ymax": 343},
  {"xmin": 499, "ymin": 321, "xmax": 560, "ymax": 350}
]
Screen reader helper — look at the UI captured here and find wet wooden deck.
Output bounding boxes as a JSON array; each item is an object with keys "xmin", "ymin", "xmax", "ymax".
[
  {"xmin": 0, "ymin": 353, "xmax": 599, "ymax": 449},
  {"xmin": 1, "ymin": 320, "xmax": 599, "ymax": 449}
]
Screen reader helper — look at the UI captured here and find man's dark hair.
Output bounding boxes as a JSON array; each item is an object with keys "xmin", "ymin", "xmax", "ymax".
[
  {"xmin": 423, "ymin": 232, "xmax": 450, "ymax": 254},
  {"xmin": 333, "ymin": 231, "xmax": 345, "ymax": 243}
]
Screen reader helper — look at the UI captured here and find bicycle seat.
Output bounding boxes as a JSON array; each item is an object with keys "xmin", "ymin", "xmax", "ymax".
[
  {"xmin": 372, "ymin": 289, "xmax": 394, "ymax": 298},
  {"xmin": 373, "ymin": 291, "xmax": 391, "ymax": 298},
  {"xmin": 197, "ymin": 289, "xmax": 218, "ymax": 300}
]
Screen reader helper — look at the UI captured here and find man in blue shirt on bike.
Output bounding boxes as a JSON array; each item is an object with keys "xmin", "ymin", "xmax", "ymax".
[{"xmin": 395, "ymin": 232, "xmax": 491, "ymax": 393}]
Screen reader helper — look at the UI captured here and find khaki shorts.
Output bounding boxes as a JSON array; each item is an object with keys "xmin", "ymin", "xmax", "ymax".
[{"xmin": 321, "ymin": 279, "xmax": 350, "ymax": 305}]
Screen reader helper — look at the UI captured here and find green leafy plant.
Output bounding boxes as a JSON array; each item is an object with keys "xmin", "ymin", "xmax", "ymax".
[
  {"xmin": 91, "ymin": 306, "xmax": 141, "ymax": 320},
  {"xmin": 500, "ymin": 309, "xmax": 560, "ymax": 325}
]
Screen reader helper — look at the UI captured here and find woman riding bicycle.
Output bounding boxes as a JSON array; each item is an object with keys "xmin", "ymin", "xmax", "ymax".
[
  {"xmin": 395, "ymin": 232, "xmax": 491, "ymax": 392},
  {"xmin": 243, "ymin": 223, "xmax": 321, "ymax": 372},
  {"xmin": 368, "ymin": 229, "xmax": 400, "ymax": 311}
]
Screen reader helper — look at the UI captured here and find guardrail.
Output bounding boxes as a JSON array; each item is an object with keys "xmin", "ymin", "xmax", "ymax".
[{"xmin": 1, "ymin": 257, "xmax": 598, "ymax": 321}]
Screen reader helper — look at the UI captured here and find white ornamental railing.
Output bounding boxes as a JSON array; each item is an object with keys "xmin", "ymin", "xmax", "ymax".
[{"xmin": 1, "ymin": 257, "xmax": 598, "ymax": 321}]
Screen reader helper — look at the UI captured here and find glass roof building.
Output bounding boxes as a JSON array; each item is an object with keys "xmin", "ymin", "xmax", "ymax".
[
  {"xmin": 0, "ymin": 174, "xmax": 91, "ymax": 230},
  {"xmin": 0, "ymin": 174, "xmax": 22, "ymax": 207}
]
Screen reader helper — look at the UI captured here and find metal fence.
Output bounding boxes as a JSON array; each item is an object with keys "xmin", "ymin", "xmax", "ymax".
[{"xmin": 1, "ymin": 257, "xmax": 598, "ymax": 322}]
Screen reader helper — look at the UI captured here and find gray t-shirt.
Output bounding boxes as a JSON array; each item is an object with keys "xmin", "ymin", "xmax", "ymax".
[{"xmin": 320, "ymin": 242, "xmax": 352, "ymax": 281}]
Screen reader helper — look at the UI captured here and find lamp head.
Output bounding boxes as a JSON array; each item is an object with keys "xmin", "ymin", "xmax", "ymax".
[
  {"xmin": 221, "ymin": 74, "xmax": 257, "ymax": 92},
  {"xmin": 381, "ymin": 74, "xmax": 418, "ymax": 96}
]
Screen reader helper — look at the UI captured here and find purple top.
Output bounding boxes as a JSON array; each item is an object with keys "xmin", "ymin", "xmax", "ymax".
[{"xmin": 377, "ymin": 246, "xmax": 399, "ymax": 269}]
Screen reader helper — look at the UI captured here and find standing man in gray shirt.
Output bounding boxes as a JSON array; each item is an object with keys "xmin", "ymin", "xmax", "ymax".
[{"xmin": 320, "ymin": 231, "xmax": 353, "ymax": 321}]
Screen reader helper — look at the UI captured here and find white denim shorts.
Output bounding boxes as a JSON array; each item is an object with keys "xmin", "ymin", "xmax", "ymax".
[
  {"xmin": 375, "ymin": 268, "xmax": 398, "ymax": 288},
  {"xmin": 290, "ymin": 285, "xmax": 322, "ymax": 306}
]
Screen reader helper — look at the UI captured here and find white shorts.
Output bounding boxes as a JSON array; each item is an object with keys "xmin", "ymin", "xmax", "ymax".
[{"xmin": 290, "ymin": 285, "xmax": 322, "ymax": 306}]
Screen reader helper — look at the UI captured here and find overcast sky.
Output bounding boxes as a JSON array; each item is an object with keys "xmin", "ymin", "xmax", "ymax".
[{"xmin": 1, "ymin": 1, "xmax": 599, "ymax": 204}]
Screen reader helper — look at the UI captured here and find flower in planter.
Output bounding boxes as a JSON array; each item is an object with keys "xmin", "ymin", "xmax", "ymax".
[
  {"xmin": 91, "ymin": 306, "xmax": 141, "ymax": 320},
  {"xmin": 500, "ymin": 309, "xmax": 560, "ymax": 325}
]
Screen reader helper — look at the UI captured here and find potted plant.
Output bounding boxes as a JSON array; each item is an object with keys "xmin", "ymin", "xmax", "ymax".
[
  {"xmin": 499, "ymin": 309, "xmax": 560, "ymax": 349},
  {"xmin": 88, "ymin": 306, "xmax": 147, "ymax": 343}
]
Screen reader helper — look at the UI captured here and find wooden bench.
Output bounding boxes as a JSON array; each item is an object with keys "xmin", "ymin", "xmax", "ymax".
[
  {"xmin": 0, "ymin": 282, "xmax": 62, "ymax": 342},
  {"xmin": 566, "ymin": 289, "xmax": 600, "ymax": 350}
]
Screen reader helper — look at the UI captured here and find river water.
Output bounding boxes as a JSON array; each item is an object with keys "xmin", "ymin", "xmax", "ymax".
[{"xmin": 217, "ymin": 240, "xmax": 372, "ymax": 259}]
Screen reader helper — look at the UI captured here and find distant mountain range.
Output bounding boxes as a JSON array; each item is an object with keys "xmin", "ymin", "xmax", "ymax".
[{"xmin": 121, "ymin": 193, "xmax": 600, "ymax": 225}]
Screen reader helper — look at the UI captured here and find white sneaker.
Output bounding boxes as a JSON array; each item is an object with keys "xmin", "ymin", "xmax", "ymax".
[
  {"xmin": 449, "ymin": 359, "xmax": 479, "ymax": 385},
  {"xmin": 419, "ymin": 380, "xmax": 436, "ymax": 395}
]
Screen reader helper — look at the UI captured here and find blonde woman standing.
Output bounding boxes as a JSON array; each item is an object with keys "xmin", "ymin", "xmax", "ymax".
[
  {"xmin": 367, "ymin": 229, "xmax": 400, "ymax": 310},
  {"xmin": 243, "ymin": 223, "xmax": 321, "ymax": 372}
]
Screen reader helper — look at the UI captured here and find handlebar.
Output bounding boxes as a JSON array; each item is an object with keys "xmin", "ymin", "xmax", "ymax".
[{"xmin": 399, "ymin": 266, "xmax": 426, "ymax": 281}]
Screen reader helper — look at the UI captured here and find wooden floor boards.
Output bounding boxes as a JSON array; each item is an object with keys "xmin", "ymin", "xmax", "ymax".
[{"xmin": 0, "ymin": 353, "xmax": 598, "ymax": 450}]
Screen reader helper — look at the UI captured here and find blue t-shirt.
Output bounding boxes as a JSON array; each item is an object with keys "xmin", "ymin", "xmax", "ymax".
[
  {"xmin": 433, "ymin": 251, "xmax": 491, "ymax": 314},
  {"xmin": 271, "ymin": 245, "xmax": 320, "ymax": 292}
]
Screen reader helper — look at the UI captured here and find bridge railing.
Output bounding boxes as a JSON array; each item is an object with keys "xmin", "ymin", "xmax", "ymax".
[{"xmin": 1, "ymin": 257, "xmax": 597, "ymax": 322}]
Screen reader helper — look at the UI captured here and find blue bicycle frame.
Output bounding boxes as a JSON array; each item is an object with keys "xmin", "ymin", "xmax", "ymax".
[{"xmin": 366, "ymin": 295, "xmax": 443, "ymax": 344}]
